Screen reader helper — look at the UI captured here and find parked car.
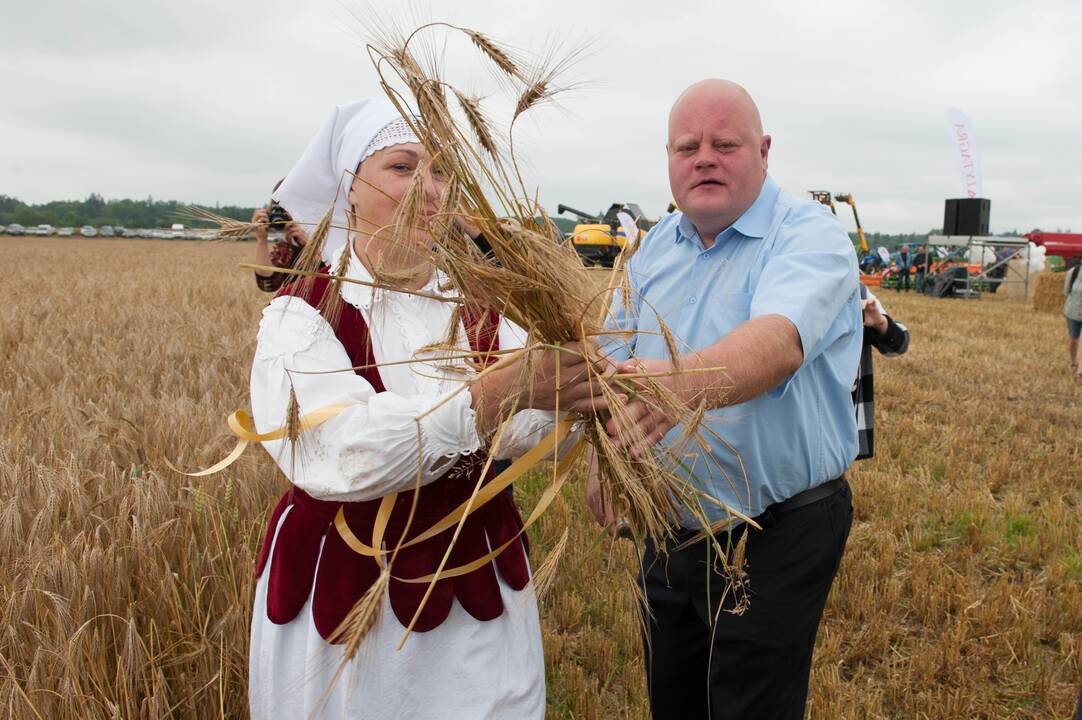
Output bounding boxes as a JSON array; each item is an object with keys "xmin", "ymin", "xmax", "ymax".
[
  {"xmin": 58, "ymin": 227, "xmax": 74, "ymax": 236},
  {"xmin": 0, "ymin": 225, "xmax": 6, "ymax": 234},
  {"xmin": 80, "ymin": 225, "xmax": 98, "ymax": 238},
  {"xmin": 8, "ymin": 224, "xmax": 27, "ymax": 235},
  {"xmin": 37, "ymin": 224, "xmax": 55, "ymax": 235},
  {"xmin": 121, "ymin": 228, "xmax": 138, "ymax": 238},
  {"xmin": 100, "ymin": 225, "xmax": 116, "ymax": 237}
]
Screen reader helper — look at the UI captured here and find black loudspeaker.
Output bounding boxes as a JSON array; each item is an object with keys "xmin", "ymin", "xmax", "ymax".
[
  {"xmin": 942, "ymin": 200, "xmax": 958, "ymax": 235},
  {"xmin": 943, "ymin": 198, "xmax": 990, "ymax": 236}
]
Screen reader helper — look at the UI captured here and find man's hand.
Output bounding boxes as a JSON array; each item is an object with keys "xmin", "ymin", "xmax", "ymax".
[
  {"xmin": 604, "ymin": 357, "xmax": 686, "ymax": 455},
  {"xmin": 602, "ymin": 315, "xmax": 802, "ymax": 455},
  {"xmin": 251, "ymin": 208, "xmax": 270, "ymax": 244},
  {"xmin": 861, "ymin": 298, "xmax": 889, "ymax": 334}
]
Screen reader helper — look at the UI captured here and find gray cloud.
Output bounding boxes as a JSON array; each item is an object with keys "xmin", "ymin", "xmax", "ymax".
[{"xmin": 3, "ymin": 0, "xmax": 1080, "ymax": 233}]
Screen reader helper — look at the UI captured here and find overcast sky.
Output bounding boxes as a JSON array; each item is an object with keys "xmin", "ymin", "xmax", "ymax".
[{"xmin": 4, "ymin": 0, "xmax": 1080, "ymax": 234}]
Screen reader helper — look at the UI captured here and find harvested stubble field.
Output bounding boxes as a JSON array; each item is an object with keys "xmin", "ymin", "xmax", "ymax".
[{"xmin": 2, "ymin": 236, "xmax": 1081, "ymax": 719}]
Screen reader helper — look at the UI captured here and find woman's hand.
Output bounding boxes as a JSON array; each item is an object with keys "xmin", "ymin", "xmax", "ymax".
[
  {"xmin": 284, "ymin": 222, "xmax": 308, "ymax": 247},
  {"xmin": 251, "ymin": 208, "xmax": 270, "ymax": 244}
]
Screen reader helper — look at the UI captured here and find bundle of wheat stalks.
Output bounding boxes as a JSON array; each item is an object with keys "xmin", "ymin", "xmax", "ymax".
[
  {"xmin": 356, "ymin": 22, "xmax": 749, "ymax": 537},
  {"xmin": 200, "ymin": 21, "xmax": 753, "ymax": 653}
]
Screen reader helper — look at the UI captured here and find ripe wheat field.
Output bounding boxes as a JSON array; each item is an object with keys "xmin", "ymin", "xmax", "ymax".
[{"xmin": 2, "ymin": 236, "xmax": 1081, "ymax": 719}]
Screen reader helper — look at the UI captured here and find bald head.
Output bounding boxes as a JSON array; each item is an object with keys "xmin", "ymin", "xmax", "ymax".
[
  {"xmin": 666, "ymin": 79, "xmax": 771, "ymax": 244},
  {"xmin": 669, "ymin": 79, "xmax": 764, "ymax": 140}
]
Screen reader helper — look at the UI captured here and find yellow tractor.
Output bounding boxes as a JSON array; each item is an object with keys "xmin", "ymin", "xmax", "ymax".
[{"xmin": 557, "ymin": 202, "xmax": 655, "ymax": 267}]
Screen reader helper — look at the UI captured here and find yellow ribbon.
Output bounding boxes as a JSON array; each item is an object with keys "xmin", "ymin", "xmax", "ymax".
[
  {"xmin": 395, "ymin": 437, "xmax": 584, "ymax": 583},
  {"xmin": 171, "ymin": 404, "xmax": 585, "ymax": 603},
  {"xmin": 370, "ymin": 492, "xmax": 397, "ymax": 570},
  {"xmin": 167, "ymin": 404, "xmax": 353, "ymax": 477},
  {"xmin": 334, "ymin": 418, "xmax": 576, "ymax": 558}
]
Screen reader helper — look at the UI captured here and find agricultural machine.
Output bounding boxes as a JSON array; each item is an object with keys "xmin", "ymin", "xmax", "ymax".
[
  {"xmin": 809, "ymin": 190, "xmax": 880, "ymax": 280},
  {"xmin": 556, "ymin": 203, "xmax": 656, "ymax": 267}
]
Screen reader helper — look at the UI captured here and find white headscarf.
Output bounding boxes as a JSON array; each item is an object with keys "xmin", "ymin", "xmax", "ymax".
[{"xmin": 273, "ymin": 97, "xmax": 420, "ymax": 264}]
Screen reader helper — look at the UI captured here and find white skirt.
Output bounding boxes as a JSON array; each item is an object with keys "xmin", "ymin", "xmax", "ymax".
[{"xmin": 249, "ymin": 507, "xmax": 546, "ymax": 720}]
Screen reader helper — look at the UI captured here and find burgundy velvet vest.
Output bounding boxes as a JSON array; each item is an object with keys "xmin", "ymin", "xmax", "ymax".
[{"xmin": 254, "ymin": 273, "xmax": 530, "ymax": 640}]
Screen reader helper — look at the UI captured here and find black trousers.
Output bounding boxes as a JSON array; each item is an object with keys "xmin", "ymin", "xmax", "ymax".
[{"xmin": 640, "ymin": 481, "xmax": 853, "ymax": 720}]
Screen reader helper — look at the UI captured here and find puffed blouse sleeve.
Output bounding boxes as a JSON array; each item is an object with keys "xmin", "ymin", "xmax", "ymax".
[
  {"xmin": 251, "ymin": 296, "xmax": 486, "ymax": 502},
  {"xmin": 251, "ymin": 296, "xmax": 575, "ymax": 502}
]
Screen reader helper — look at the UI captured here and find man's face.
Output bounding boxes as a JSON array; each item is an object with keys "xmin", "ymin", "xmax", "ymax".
[{"xmin": 667, "ymin": 92, "xmax": 770, "ymax": 240}]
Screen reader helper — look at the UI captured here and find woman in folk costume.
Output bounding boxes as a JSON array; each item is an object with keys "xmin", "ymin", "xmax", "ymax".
[{"xmin": 248, "ymin": 97, "xmax": 600, "ymax": 719}]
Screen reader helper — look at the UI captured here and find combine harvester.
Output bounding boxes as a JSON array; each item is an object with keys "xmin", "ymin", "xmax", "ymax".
[{"xmin": 557, "ymin": 202, "xmax": 656, "ymax": 267}]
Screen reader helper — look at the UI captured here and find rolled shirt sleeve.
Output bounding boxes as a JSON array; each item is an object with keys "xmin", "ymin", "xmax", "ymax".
[{"xmin": 750, "ymin": 208, "xmax": 860, "ymax": 367}]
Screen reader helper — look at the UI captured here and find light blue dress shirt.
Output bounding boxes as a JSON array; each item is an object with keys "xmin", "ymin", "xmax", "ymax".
[{"xmin": 605, "ymin": 175, "xmax": 862, "ymax": 526}]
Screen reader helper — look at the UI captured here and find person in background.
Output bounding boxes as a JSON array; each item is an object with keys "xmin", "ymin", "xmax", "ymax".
[
  {"xmin": 251, "ymin": 192, "xmax": 309, "ymax": 293},
  {"xmin": 912, "ymin": 244, "xmax": 928, "ymax": 294},
  {"xmin": 853, "ymin": 285, "xmax": 910, "ymax": 459},
  {"xmin": 896, "ymin": 243, "xmax": 912, "ymax": 292},
  {"xmin": 1063, "ymin": 257, "xmax": 1082, "ymax": 379}
]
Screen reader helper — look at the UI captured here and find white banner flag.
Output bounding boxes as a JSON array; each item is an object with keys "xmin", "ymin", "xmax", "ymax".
[{"xmin": 944, "ymin": 108, "xmax": 983, "ymax": 198}]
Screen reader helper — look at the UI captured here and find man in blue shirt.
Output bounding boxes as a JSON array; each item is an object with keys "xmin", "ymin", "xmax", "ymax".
[
  {"xmin": 588, "ymin": 79, "xmax": 861, "ymax": 719},
  {"xmin": 897, "ymin": 243, "xmax": 913, "ymax": 292}
]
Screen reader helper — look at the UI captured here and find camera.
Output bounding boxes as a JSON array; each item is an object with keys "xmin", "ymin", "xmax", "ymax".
[{"xmin": 266, "ymin": 201, "xmax": 292, "ymax": 228}]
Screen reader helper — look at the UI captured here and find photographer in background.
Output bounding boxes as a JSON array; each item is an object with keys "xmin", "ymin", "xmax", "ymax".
[
  {"xmin": 251, "ymin": 197, "xmax": 309, "ymax": 293},
  {"xmin": 853, "ymin": 285, "xmax": 910, "ymax": 460}
]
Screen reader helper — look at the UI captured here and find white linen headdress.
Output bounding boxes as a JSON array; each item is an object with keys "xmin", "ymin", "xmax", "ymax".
[{"xmin": 273, "ymin": 97, "xmax": 420, "ymax": 264}]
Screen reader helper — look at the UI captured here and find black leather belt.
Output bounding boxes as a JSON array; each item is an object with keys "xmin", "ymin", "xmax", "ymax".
[
  {"xmin": 771, "ymin": 476, "xmax": 846, "ymax": 515},
  {"xmin": 674, "ymin": 477, "xmax": 848, "ymax": 540},
  {"xmin": 750, "ymin": 476, "xmax": 847, "ymax": 529}
]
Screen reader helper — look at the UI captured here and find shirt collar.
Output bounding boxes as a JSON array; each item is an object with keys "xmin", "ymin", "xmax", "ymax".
[
  {"xmin": 335, "ymin": 241, "xmax": 449, "ymax": 312},
  {"xmin": 675, "ymin": 175, "xmax": 779, "ymax": 245},
  {"xmin": 335, "ymin": 242, "xmax": 377, "ymax": 311}
]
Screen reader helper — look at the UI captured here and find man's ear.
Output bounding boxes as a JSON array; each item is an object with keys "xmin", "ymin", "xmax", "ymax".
[{"xmin": 760, "ymin": 135, "xmax": 772, "ymax": 170}]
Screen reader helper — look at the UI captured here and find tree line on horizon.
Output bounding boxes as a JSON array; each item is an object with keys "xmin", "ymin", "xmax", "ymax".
[
  {"xmin": 0, "ymin": 194, "xmax": 1054, "ymax": 248},
  {"xmin": 0, "ymin": 194, "xmax": 254, "ymax": 230}
]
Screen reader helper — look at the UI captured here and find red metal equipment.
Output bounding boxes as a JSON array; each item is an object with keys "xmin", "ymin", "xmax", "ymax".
[{"xmin": 1026, "ymin": 232, "xmax": 1082, "ymax": 263}]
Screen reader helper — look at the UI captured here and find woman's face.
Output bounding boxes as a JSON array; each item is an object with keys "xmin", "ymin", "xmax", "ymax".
[{"xmin": 348, "ymin": 143, "xmax": 446, "ymax": 250}]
